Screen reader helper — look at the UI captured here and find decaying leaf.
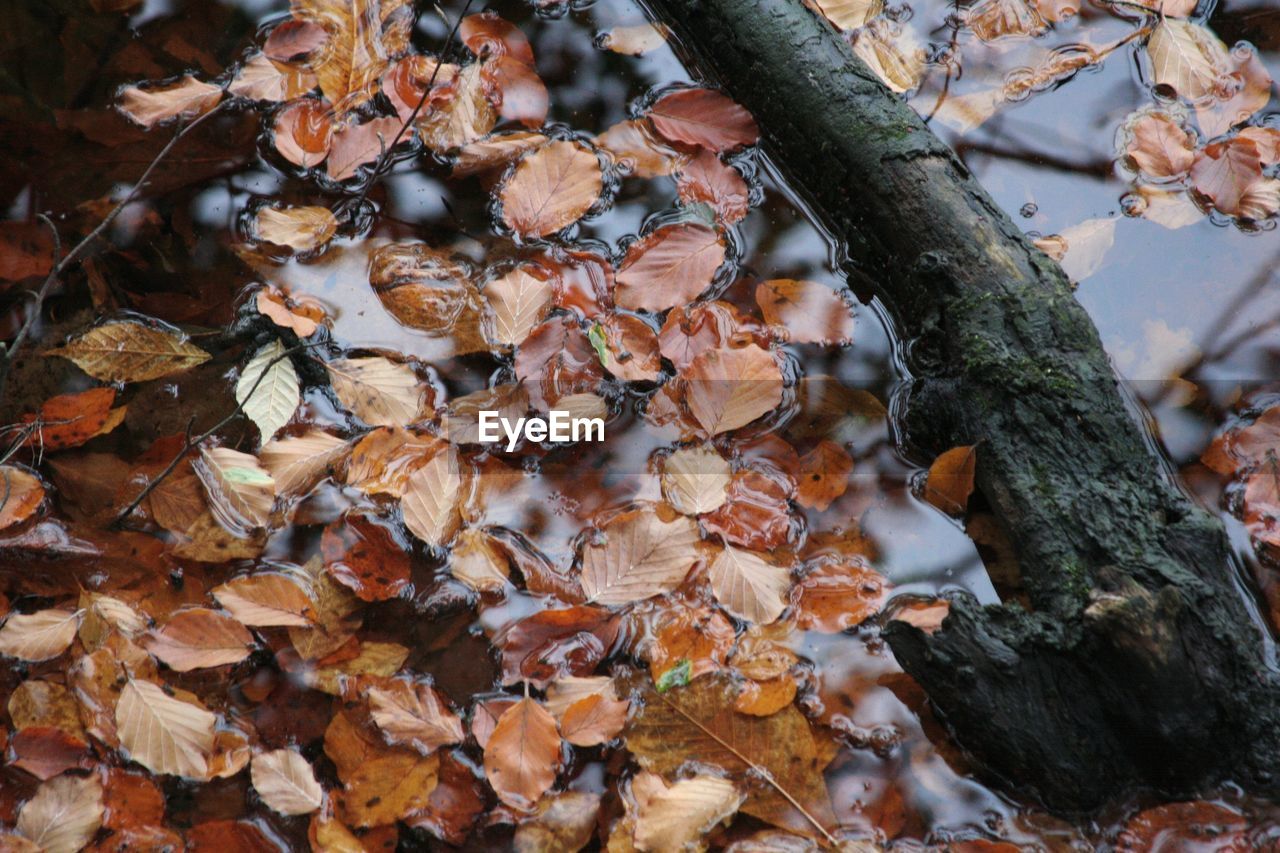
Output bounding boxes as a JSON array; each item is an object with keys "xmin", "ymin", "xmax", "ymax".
[
  {"xmin": 326, "ymin": 356, "xmax": 425, "ymax": 427},
  {"xmin": 365, "ymin": 678, "xmax": 465, "ymax": 754},
  {"xmin": 194, "ymin": 446, "xmax": 276, "ymax": 533},
  {"xmin": 251, "ymin": 748, "xmax": 324, "ymax": 816},
  {"xmin": 292, "ymin": 0, "xmax": 412, "ymax": 115},
  {"xmin": 419, "ymin": 63, "xmax": 497, "ymax": 152},
  {"xmin": 255, "ymin": 205, "xmax": 338, "ymax": 252},
  {"xmin": 791, "ymin": 561, "xmax": 888, "ymax": 632},
  {"xmin": 1191, "ymin": 137, "xmax": 1277, "ymax": 219},
  {"xmin": 21, "ymin": 388, "xmax": 118, "ymax": 451},
  {"xmin": 558, "ymin": 692, "xmax": 629, "ymax": 747},
  {"xmin": 116, "ymin": 678, "xmax": 216, "ymax": 778},
  {"xmin": 581, "ymin": 509, "xmax": 700, "ymax": 604},
  {"xmin": 0, "ymin": 610, "xmax": 80, "ymax": 662},
  {"xmin": 601, "ymin": 23, "xmax": 669, "ymax": 56},
  {"xmin": 119, "ymin": 76, "xmax": 222, "ymax": 127},
  {"xmin": 755, "ymin": 280, "xmax": 855, "ymax": 345},
  {"xmin": 684, "ymin": 345, "xmax": 785, "ymax": 436},
  {"xmin": 1125, "ymin": 112, "xmax": 1196, "ymax": 179},
  {"xmin": 16, "ymin": 773, "xmax": 104, "ymax": 853},
  {"xmin": 256, "ymin": 284, "xmax": 327, "ymax": 337},
  {"xmin": 328, "ymin": 115, "xmax": 405, "ymax": 181},
  {"xmin": 49, "ymin": 320, "xmax": 210, "ymax": 383},
  {"xmin": 1146, "ymin": 20, "xmax": 1230, "ymax": 102},
  {"xmin": 812, "ymin": 0, "xmax": 884, "ymax": 30},
  {"xmin": 853, "ymin": 20, "xmax": 926, "ymax": 94},
  {"xmin": 595, "ymin": 119, "xmax": 690, "ymax": 178},
  {"xmin": 796, "ymin": 440, "xmax": 853, "ymax": 510},
  {"xmin": 708, "ymin": 545, "xmax": 791, "ymax": 624},
  {"xmin": 0, "ymin": 465, "xmax": 44, "ymax": 532},
  {"xmin": 273, "ymin": 98, "xmax": 334, "ymax": 168},
  {"xmin": 323, "ymin": 514, "xmax": 412, "ymax": 602},
  {"xmin": 145, "ymin": 607, "xmax": 254, "ymax": 671},
  {"xmin": 648, "ymin": 88, "xmax": 759, "ymax": 152},
  {"xmin": 625, "ymin": 672, "xmax": 838, "ymax": 840},
  {"xmin": 628, "ymin": 771, "xmax": 744, "ymax": 853},
  {"xmin": 924, "ymin": 445, "xmax": 977, "ymax": 515},
  {"xmin": 401, "ymin": 446, "xmax": 463, "ymax": 547},
  {"xmin": 449, "ymin": 526, "xmax": 511, "ymax": 591},
  {"xmin": 213, "ymin": 572, "xmax": 316, "ymax": 627},
  {"xmin": 676, "ymin": 150, "xmax": 751, "ymax": 225},
  {"xmin": 512, "ymin": 791, "xmax": 601, "ymax": 853},
  {"xmin": 661, "ymin": 445, "xmax": 731, "ymax": 515},
  {"xmin": 965, "ymin": 0, "xmax": 1045, "ymax": 42},
  {"xmin": 260, "ymin": 430, "xmax": 351, "ymax": 497},
  {"xmin": 229, "ymin": 54, "xmax": 317, "ymax": 102},
  {"xmin": 483, "ymin": 266, "xmax": 554, "ymax": 347},
  {"xmin": 499, "ymin": 140, "xmax": 603, "ymax": 238},
  {"xmin": 483, "ymin": 697, "xmax": 561, "ymax": 810}
]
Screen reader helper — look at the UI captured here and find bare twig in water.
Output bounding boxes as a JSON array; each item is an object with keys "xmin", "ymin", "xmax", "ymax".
[
  {"xmin": 109, "ymin": 340, "xmax": 320, "ymax": 528},
  {"xmin": 0, "ymin": 102, "xmax": 229, "ymax": 401}
]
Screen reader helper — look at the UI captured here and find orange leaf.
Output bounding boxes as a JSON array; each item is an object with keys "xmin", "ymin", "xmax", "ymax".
[
  {"xmin": 272, "ymin": 98, "xmax": 333, "ymax": 168},
  {"xmin": 796, "ymin": 440, "xmax": 853, "ymax": 510},
  {"xmin": 21, "ymin": 388, "xmax": 116, "ymax": 451},
  {"xmin": 676, "ymin": 150, "xmax": 750, "ymax": 225},
  {"xmin": 924, "ymin": 445, "xmax": 977, "ymax": 515},
  {"xmin": 615, "ymin": 223, "xmax": 725, "ymax": 312},
  {"xmin": 482, "ymin": 697, "xmax": 561, "ymax": 810},
  {"xmin": 0, "ymin": 466, "xmax": 44, "ymax": 532},
  {"xmin": 684, "ymin": 344, "xmax": 784, "ymax": 437},
  {"xmin": 144, "ymin": 608, "xmax": 254, "ymax": 671},
  {"xmin": 791, "ymin": 562, "xmax": 888, "ymax": 633},
  {"xmin": 559, "ymin": 693, "xmax": 629, "ymax": 746},
  {"xmin": 755, "ymin": 279, "xmax": 856, "ymax": 345},
  {"xmin": 499, "ymin": 140, "xmax": 602, "ymax": 238},
  {"xmin": 322, "ymin": 514, "xmax": 412, "ymax": 602},
  {"xmin": 648, "ymin": 88, "xmax": 759, "ymax": 152}
]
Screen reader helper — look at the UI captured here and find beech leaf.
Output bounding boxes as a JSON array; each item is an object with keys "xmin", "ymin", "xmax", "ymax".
[
  {"xmin": 401, "ymin": 446, "xmax": 463, "ymax": 547},
  {"xmin": 1126, "ymin": 112, "xmax": 1196, "ymax": 179},
  {"xmin": 499, "ymin": 140, "xmax": 603, "ymax": 238},
  {"xmin": 213, "ymin": 572, "xmax": 316, "ymax": 627},
  {"xmin": 0, "ymin": 465, "xmax": 44, "ymax": 532},
  {"xmin": 326, "ymin": 356, "xmax": 425, "ymax": 427},
  {"xmin": 482, "ymin": 697, "xmax": 561, "ymax": 810},
  {"xmin": 924, "ymin": 445, "xmax": 977, "ymax": 515},
  {"xmin": 559, "ymin": 693, "xmax": 629, "ymax": 747},
  {"xmin": 1146, "ymin": 20, "xmax": 1229, "ymax": 101},
  {"xmin": 119, "ymin": 76, "xmax": 222, "ymax": 127},
  {"xmin": 755, "ymin": 279, "xmax": 855, "ymax": 345},
  {"xmin": 251, "ymin": 749, "xmax": 324, "ymax": 816},
  {"xmin": 116, "ymin": 678, "xmax": 216, "ymax": 778},
  {"xmin": 813, "ymin": 0, "xmax": 884, "ymax": 29},
  {"xmin": 366, "ymin": 679, "xmax": 465, "ymax": 754},
  {"xmin": 49, "ymin": 320, "xmax": 210, "ymax": 383},
  {"xmin": 236, "ymin": 339, "xmax": 301, "ymax": 445},
  {"xmin": 194, "ymin": 446, "xmax": 276, "ymax": 533},
  {"xmin": 708, "ymin": 545, "xmax": 791, "ymax": 625},
  {"xmin": 615, "ymin": 223, "xmax": 726, "ymax": 312},
  {"xmin": 0, "ymin": 610, "xmax": 80, "ymax": 662},
  {"xmin": 255, "ymin": 206, "xmax": 338, "ymax": 252},
  {"xmin": 259, "ymin": 430, "xmax": 351, "ymax": 498},
  {"xmin": 684, "ymin": 344, "xmax": 785, "ymax": 436},
  {"xmin": 483, "ymin": 266, "xmax": 554, "ymax": 347},
  {"xmin": 144, "ymin": 608, "xmax": 255, "ymax": 671},
  {"xmin": 581, "ymin": 509, "xmax": 700, "ymax": 605},
  {"xmin": 648, "ymin": 88, "xmax": 759, "ymax": 152},
  {"xmin": 16, "ymin": 774, "xmax": 104, "ymax": 853},
  {"xmin": 449, "ymin": 526, "xmax": 511, "ymax": 591},
  {"xmin": 630, "ymin": 772, "xmax": 743, "ymax": 853},
  {"xmin": 661, "ymin": 445, "xmax": 731, "ymax": 515},
  {"xmin": 292, "ymin": 0, "xmax": 412, "ymax": 115},
  {"xmin": 228, "ymin": 54, "xmax": 317, "ymax": 102}
]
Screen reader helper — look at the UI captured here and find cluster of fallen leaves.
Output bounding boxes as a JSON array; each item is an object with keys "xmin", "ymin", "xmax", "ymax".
[{"xmin": 1204, "ymin": 402, "xmax": 1280, "ymax": 553}]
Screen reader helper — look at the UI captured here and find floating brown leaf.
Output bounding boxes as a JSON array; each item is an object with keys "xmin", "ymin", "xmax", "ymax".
[
  {"xmin": 796, "ymin": 440, "xmax": 852, "ymax": 511},
  {"xmin": 615, "ymin": 223, "xmax": 725, "ymax": 312},
  {"xmin": 449, "ymin": 526, "xmax": 511, "ymax": 591},
  {"xmin": 628, "ymin": 771, "xmax": 744, "ymax": 853},
  {"xmin": 791, "ymin": 561, "xmax": 887, "ymax": 633},
  {"xmin": 119, "ymin": 76, "xmax": 222, "ymax": 127},
  {"xmin": 755, "ymin": 280, "xmax": 855, "ymax": 345},
  {"xmin": 648, "ymin": 88, "xmax": 758, "ymax": 152},
  {"xmin": 454, "ymin": 131, "xmax": 549, "ymax": 176},
  {"xmin": 559, "ymin": 692, "xmax": 629, "ymax": 746},
  {"xmin": 483, "ymin": 266, "xmax": 554, "ymax": 347},
  {"xmin": 401, "ymin": 445, "xmax": 463, "ymax": 548},
  {"xmin": 483, "ymin": 56, "xmax": 549, "ymax": 128},
  {"xmin": 419, "ymin": 63, "xmax": 497, "ymax": 152},
  {"xmin": 322, "ymin": 514, "xmax": 412, "ymax": 602},
  {"xmin": 1191, "ymin": 137, "xmax": 1277, "ymax": 218},
  {"xmin": 499, "ymin": 140, "xmax": 603, "ymax": 238},
  {"xmin": 326, "ymin": 356, "xmax": 425, "ymax": 427},
  {"xmin": 708, "ymin": 545, "xmax": 791, "ymax": 625},
  {"xmin": 366, "ymin": 678, "xmax": 465, "ymax": 754},
  {"xmin": 483, "ymin": 697, "xmax": 561, "ymax": 810},
  {"xmin": 813, "ymin": 0, "xmax": 884, "ymax": 29},
  {"xmin": 626, "ymin": 672, "xmax": 837, "ymax": 841},
  {"xmin": 21, "ymin": 387, "xmax": 117, "ymax": 451},
  {"xmin": 1126, "ymin": 112, "xmax": 1195, "ymax": 179},
  {"xmin": 328, "ymin": 115, "xmax": 405, "ymax": 181},
  {"xmin": 292, "ymin": 0, "xmax": 412, "ymax": 115},
  {"xmin": 684, "ymin": 344, "xmax": 784, "ymax": 436},
  {"xmin": 213, "ymin": 572, "xmax": 316, "ymax": 627},
  {"xmin": 676, "ymin": 150, "xmax": 750, "ymax": 225},
  {"xmin": 10, "ymin": 726, "xmax": 92, "ymax": 780},
  {"xmin": 661, "ymin": 445, "xmax": 731, "ymax": 515},
  {"xmin": 924, "ymin": 444, "xmax": 977, "ymax": 515},
  {"xmin": 144, "ymin": 608, "xmax": 254, "ymax": 671},
  {"xmin": 1146, "ymin": 20, "xmax": 1229, "ymax": 101},
  {"xmin": 601, "ymin": 22, "xmax": 669, "ymax": 55},
  {"xmin": 16, "ymin": 773, "xmax": 104, "ymax": 853},
  {"xmin": 595, "ymin": 119, "xmax": 690, "ymax": 178},
  {"xmin": 255, "ymin": 205, "xmax": 338, "ymax": 251},
  {"xmin": 273, "ymin": 98, "xmax": 334, "ymax": 168},
  {"xmin": 116, "ymin": 678, "xmax": 216, "ymax": 778},
  {"xmin": 49, "ymin": 320, "xmax": 211, "ymax": 383},
  {"xmin": 228, "ymin": 54, "xmax": 317, "ymax": 102},
  {"xmin": 0, "ymin": 610, "xmax": 80, "ymax": 662},
  {"xmin": 512, "ymin": 791, "xmax": 601, "ymax": 853},
  {"xmin": 965, "ymin": 0, "xmax": 1045, "ymax": 41},
  {"xmin": 194, "ymin": 446, "xmax": 276, "ymax": 533},
  {"xmin": 0, "ymin": 466, "xmax": 44, "ymax": 532},
  {"xmin": 496, "ymin": 605, "xmax": 620, "ymax": 687},
  {"xmin": 251, "ymin": 748, "xmax": 324, "ymax": 816},
  {"xmin": 256, "ymin": 284, "xmax": 327, "ymax": 337},
  {"xmin": 581, "ymin": 509, "xmax": 700, "ymax": 605},
  {"xmin": 260, "ymin": 430, "xmax": 351, "ymax": 498},
  {"xmin": 853, "ymin": 19, "xmax": 926, "ymax": 93},
  {"xmin": 265, "ymin": 19, "xmax": 329, "ymax": 61}
]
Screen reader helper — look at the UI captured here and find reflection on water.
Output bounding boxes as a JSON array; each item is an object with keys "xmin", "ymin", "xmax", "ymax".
[{"xmin": 2, "ymin": 0, "xmax": 1279, "ymax": 844}]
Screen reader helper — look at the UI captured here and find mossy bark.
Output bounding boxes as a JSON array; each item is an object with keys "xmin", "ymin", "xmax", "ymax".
[{"xmin": 644, "ymin": 0, "xmax": 1280, "ymax": 810}]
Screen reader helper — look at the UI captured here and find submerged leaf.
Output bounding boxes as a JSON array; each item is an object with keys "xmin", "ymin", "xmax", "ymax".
[
  {"xmin": 144, "ymin": 608, "xmax": 254, "ymax": 671},
  {"xmin": 684, "ymin": 344, "xmax": 784, "ymax": 436},
  {"xmin": 49, "ymin": 320, "xmax": 210, "ymax": 383},
  {"xmin": 119, "ymin": 76, "xmax": 222, "ymax": 127},
  {"xmin": 707, "ymin": 545, "xmax": 791, "ymax": 625}
]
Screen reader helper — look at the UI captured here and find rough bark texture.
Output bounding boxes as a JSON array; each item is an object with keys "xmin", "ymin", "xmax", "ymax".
[{"xmin": 644, "ymin": 0, "xmax": 1280, "ymax": 810}]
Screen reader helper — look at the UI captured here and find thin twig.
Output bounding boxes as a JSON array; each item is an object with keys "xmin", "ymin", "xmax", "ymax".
[
  {"xmin": 0, "ymin": 101, "xmax": 229, "ymax": 401},
  {"xmin": 109, "ymin": 340, "xmax": 320, "ymax": 528},
  {"xmin": 335, "ymin": 0, "xmax": 476, "ymax": 218}
]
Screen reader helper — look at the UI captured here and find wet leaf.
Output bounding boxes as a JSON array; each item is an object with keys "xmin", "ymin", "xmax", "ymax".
[
  {"xmin": 229, "ymin": 53, "xmax": 317, "ymax": 102},
  {"xmin": 264, "ymin": 19, "xmax": 329, "ymax": 61},
  {"xmin": 595, "ymin": 119, "xmax": 690, "ymax": 178},
  {"xmin": 685, "ymin": 344, "xmax": 784, "ymax": 436},
  {"xmin": 236, "ymin": 339, "xmax": 301, "ymax": 445},
  {"xmin": 1146, "ymin": 20, "xmax": 1229, "ymax": 101},
  {"xmin": 341, "ymin": 750, "xmax": 439, "ymax": 827},
  {"xmin": 144, "ymin": 607, "xmax": 255, "ymax": 671},
  {"xmin": 213, "ymin": 572, "xmax": 316, "ymax": 627},
  {"xmin": 256, "ymin": 284, "xmax": 327, "ymax": 337},
  {"xmin": 791, "ymin": 561, "xmax": 887, "ymax": 632},
  {"xmin": 581, "ymin": 509, "xmax": 700, "ymax": 605},
  {"xmin": 813, "ymin": 0, "xmax": 884, "ymax": 29},
  {"xmin": 194, "ymin": 446, "xmax": 276, "ymax": 532},
  {"xmin": 629, "ymin": 771, "xmax": 743, "ymax": 852},
  {"xmin": 1126, "ymin": 112, "xmax": 1196, "ymax": 178},
  {"xmin": 512, "ymin": 791, "xmax": 601, "ymax": 853},
  {"xmin": 273, "ymin": 98, "xmax": 334, "ymax": 168},
  {"xmin": 1196, "ymin": 48, "xmax": 1272, "ymax": 139},
  {"xmin": 559, "ymin": 692, "xmax": 629, "ymax": 746},
  {"xmin": 890, "ymin": 598, "xmax": 951, "ymax": 634},
  {"xmin": 615, "ymin": 223, "xmax": 725, "ymax": 312},
  {"xmin": 328, "ymin": 116, "xmax": 405, "ymax": 181},
  {"xmin": 260, "ymin": 430, "xmax": 351, "ymax": 497},
  {"xmin": 483, "ymin": 697, "xmax": 561, "ymax": 810},
  {"xmin": 454, "ymin": 131, "xmax": 549, "ymax": 176},
  {"xmin": 21, "ymin": 387, "xmax": 117, "ymax": 451},
  {"xmin": 625, "ymin": 672, "xmax": 838, "ymax": 840},
  {"xmin": 119, "ymin": 76, "xmax": 222, "ymax": 127},
  {"xmin": 544, "ymin": 676, "xmax": 617, "ymax": 716},
  {"xmin": 0, "ymin": 221, "xmax": 53, "ymax": 282},
  {"xmin": 345, "ymin": 427, "xmax": 441, "ymax": 496},
  {"xmin": 365, "ymin": 678, "xmax": 465, "ymax": 754},
  {"xmin": 676, "ymin": 150, "xmax": 750, "ymax": 225},
  {"xmin": 308, "ymin": 641, "xmax": 410, "ymax": 695},
  {"xmin": 853, "ymin": 20, "xmax": 926, "ymax": 93},
  {"xmin": 49, "ymin": 320, "xmax": 210, "ymax": 383},
  {"xmin": 924, "ymin": 445, "xmax": 977, "ymax": 515},
  {"xmin": 326, "ymin": 356, "xmax": 425, "ymax": 427},
  {"xmin": 796, "ymin": 440, "xmax": 852, "ymax": 511},
  {"xmin": 460, "ymin": 11, "xmax": 535, "ymax": 64},
  {"xmin": 483, "ymin": 266, "xmax": 554, "ymax": 347},
  {"xmin": 499, "ymin": 140, "xmax": 603, "ymax": 238},
  {"xmin": 598, "ymin": 312, "xmax": 662, "ymax": 382},
  {"xmin": 449, "ymin": 526, "xmax": 511, "ymax": 591},
  {"xmin": 708, "ymin": 545, "xmax": 791, "ymax": 625},
  {"xmin": 661, "ymin": 445, "xmax": 731, "ymax": 515},
  {"xmin": 323, "ymin": 514, "xmax": 412, "ymax": 602},
  {"xmin": 648, "ymin": 88, "xmax": 759, "ymax": 152},
  {"xmin": 0, "ymin": 466, "xmax": 44, "ymax": 532},
  {"xmin": 9, "ymin": 680, "xmax": 86, "ymax": 735},
  {"xmin": 116, "ymin": 678, "xmax": 216, "ymax": 778},
  {"xmin": 10, "ymin": 726, "xmax": 92, "ymax": 780},
  {"xmin": 483, "ymin": 55, "xmax": 549, "ymax": 128},
  {"xmin": 601, "ymin": 23, "xmax": 669, "ymax": 55},
  {"xmin": 755, "ymin": 279, "xmax": 855, "ymax": 345},
  {"xmin": 16, "ymin": 773, "xmax": 103, "ymax": 853},
  {"xmin": 401, "ymin": 445, "xmax": 462, "ymax": 547},
  {"xmin": 1191, "ymin": 137, "xmax": 1276, "ymax": 218},
  {"xmin": 292, "ymin": 0, "xmax": 412, "ymax": 115},
  {"xmin": 497, "ymin": 605, "xmax": 620, "ymax": 687},
  {"xmin": 0, "ymin": 610, "xmax": 79, "ymax": 662},
  {"xmin": 965, "ymin": 0, "xmax": 1045, "ymax": 42},
  {"xmin": 255, "ymin": 205, "xmax": 338, "ymax": 251},
  {"xmin": 419, "ymin": 63, "xmax": 497, "ymax": 152},
  {"xmin": 1118, "ymin": 801, "xmax": 1248, "ymax": 851},
  {"xmin": 251, "ymin": 748, "xmax": 324, "ymax": 816},
  {"xmin": 656, "ymin": 658, "xmax": 693, "ymax": 692},
  {"xmin": 514, "ymin": 315, "xmax": 604, "ymax": 410}
]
